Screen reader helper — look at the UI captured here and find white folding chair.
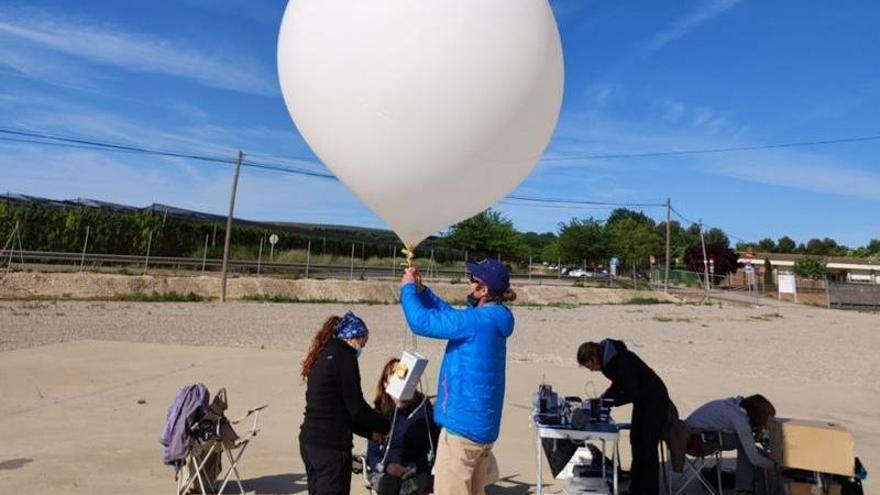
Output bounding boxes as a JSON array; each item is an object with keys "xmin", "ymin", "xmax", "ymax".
[
  {"xmin": 668, "ymin": 430, "xmax": 726, "ymax": 495},
  {"xmin": 176, "ymin": 391, "xmax": 268, "ymax": 495}
]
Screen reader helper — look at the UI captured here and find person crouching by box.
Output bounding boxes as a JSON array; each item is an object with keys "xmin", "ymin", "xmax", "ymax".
[{"xmin": 686, "ymin": 395, "xmax": 777, "ymax": 493}]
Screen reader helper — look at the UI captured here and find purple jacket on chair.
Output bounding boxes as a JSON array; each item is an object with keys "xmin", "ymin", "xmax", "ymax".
[{"xmin": 161, "ymin": 383, "xmax": 209, "ymax": 466}]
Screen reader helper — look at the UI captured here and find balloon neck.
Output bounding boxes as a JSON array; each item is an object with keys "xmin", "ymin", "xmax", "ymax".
[{"xmin": 401, "ymin": 246, "xmax": 416, "ymax": 267}]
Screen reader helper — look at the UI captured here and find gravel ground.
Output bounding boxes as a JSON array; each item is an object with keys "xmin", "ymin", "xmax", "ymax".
[
  {"xmin": 2, "ymin": 299, "xmax": 878, "ymax": 388},
  {"xmin": 2, "ymin": 299, "xmax": 879, "ymax": 485}
]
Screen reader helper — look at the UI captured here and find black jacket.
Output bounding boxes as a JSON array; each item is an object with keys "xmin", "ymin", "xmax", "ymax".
[
  {"xmin": 300, "ymin": 339, "xmax": 391, "ymax": 451},
  {"xmin": 600, "ymin": 339, "xmax": 669, "ymax": 411}
]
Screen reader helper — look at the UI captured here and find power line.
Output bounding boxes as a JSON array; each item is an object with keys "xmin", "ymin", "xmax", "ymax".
[
  {"xmin": 0, "ymin": 127, "xmax": 337, "ymax": 180},
  {"xmin": 0, "ymin": 127, "xmax": 668, "ymax": 207},
  {"xmin": 670, "ymin": 205, "xmax": 750, "ymax": 243},
  {"xmin": 506, "ymin": 195, "xmax": 666, "ymax": 208},
  {"xmin": 542, "ymin": 134, "xmax": 880, "ymax": 161}
]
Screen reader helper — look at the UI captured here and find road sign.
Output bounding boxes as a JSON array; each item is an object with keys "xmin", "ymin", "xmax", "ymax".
[{"xmin": 269, "ymin": 234, "xmax": 279, "ymax": 245}]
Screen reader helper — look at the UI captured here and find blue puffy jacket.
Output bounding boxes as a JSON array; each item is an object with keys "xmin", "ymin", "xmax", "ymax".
[{"xmin": 400, "ymin": 283, "xmax": 514, "ymax": 444}]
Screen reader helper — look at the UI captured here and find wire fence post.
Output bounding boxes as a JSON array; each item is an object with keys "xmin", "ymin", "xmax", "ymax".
[
  {"xmin": 144, "ymin": 229, "xmax": 153, "ymax": 275},
  {"xmin": 3, "ymin": 220, "xmax": 20, "ymax": 272},
  {"xmin": 699, "ymin": 221, "xmax": 710, "ymax": 303},
  {"xmin": 201, "ymin": 234, "xmax": 209, "ymax": 273},
  {"xmin": 391, "ymin": 245, "xmax": 397, "ymax": 279},
  {"xmin": 825, "ymin": 276, "xmax": 831, "ymax": 309},
  {"xmin": 79, "ymin": 225, "xmax": 90, "ymax": 271},
  {"xmin": 558, "ymin": 257, "xmax": 561, "ymax": 280},
  {"xmin": 664, "ymin": 197, "xmax": 671, "ymax": 293},
  {"xmin": 528, "ymin": 255, "xmax": 533, "ymax": 282},
  {"xmin": 257, "ymin": 235, "xmax": 264, "ymax": 276},
  {"xmin": 349, "ymin": 243, "xmax": 355, "ymax": 281},
  {"xmin": 464, "ymin": 250, "xmax": 468, "ymax": 277},
  {"xmin": 306, "ymin": 240, "xmax": 311, "ymax": 279}
]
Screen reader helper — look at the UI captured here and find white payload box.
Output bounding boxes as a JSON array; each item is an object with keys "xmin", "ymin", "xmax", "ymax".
[{"xmin": 384, "ymin": 351, "xmax": 428, "ymax": 401}]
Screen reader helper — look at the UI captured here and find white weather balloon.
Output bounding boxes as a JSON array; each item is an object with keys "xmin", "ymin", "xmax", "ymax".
[{"xmin": 278, "ymin": 0, "xmax": 564, "ymax": 248}]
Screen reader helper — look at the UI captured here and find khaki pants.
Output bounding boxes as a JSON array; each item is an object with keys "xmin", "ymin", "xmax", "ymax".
[{"xmin": 434, "ymin": 429, "xmax": 494, "ymax": 495}]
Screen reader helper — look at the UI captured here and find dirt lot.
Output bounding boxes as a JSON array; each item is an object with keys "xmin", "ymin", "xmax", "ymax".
[{"xmin": 0, "ymin": 291, "xmax": 877, "ymax": 494}]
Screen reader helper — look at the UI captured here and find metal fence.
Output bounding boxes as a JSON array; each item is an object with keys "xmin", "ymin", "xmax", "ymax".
[{"xmin": 828, "ymin": 282, "xmax": 880, "ymax": 310}]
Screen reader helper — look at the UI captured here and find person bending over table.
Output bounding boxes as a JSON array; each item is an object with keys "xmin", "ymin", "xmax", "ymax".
[{"xmin": 578, "ymin": 339, "xmax": 672, "ymax": 495}]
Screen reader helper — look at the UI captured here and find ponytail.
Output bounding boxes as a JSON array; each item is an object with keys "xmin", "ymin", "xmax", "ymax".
[{"xmin": 300, "ymin": 316, "xmax": 340, "ymax": 380}]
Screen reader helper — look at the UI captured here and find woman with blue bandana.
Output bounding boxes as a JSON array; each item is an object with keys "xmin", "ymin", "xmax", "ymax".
[{"xmin": 300, "ymin": 311, "xmax": 391, "ymax": 495}]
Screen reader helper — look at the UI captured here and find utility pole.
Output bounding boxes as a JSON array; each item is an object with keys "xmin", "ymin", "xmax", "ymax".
[
  {"xmin": 80, "ymin": 225, "xmax": 90, "ymax": 271},
  {"xmin": 220, "ymin": 150, "xmax": 243, "ymax": 302},
  {"xmin": 699, "ymin": 220, "xmax": 710, "ymax": 303},
  {"xmin": 664, "ymin": 198, "xmax": 671, "ymax": 293}
]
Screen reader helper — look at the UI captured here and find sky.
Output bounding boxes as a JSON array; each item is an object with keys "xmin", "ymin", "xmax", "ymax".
[{"xmin": 1, "ymin": 0, "xmax": 878, "ymax": 247}]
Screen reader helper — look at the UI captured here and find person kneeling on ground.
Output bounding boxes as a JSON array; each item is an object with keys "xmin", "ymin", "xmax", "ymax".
[
  {"xmin": 299, "ymin": 311, "xmax": 391, "ymax": 495},
  {"xmin": 578, "ymin": 339, "xmax": 672, "ymax": 495},
  {"xmin": 367, "ymin": 358, "xmax": 439, "ymax": 495},
  {"xmin": 400, "ymin": 260, "xmax": 515, "ymax": 495},
  {"xmin": 685, "ymin": 395, "xmax": 776, "ymax": 494}
]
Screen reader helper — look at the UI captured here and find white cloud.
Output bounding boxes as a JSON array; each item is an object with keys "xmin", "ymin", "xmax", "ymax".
[
  {"xmin": 641, "ymin": 0, "xmax": 744, "ymax": 55},
  {"xmin": 708, "ymin": 156, "xmax": 880, "ymax": 202},
  {"xmin": 539, "ymin": 106, "xmax": 880, "ymax": 203},
  {"xmin": 656, "ymin": 99, "xmax": 685, "ymax": 123},
  {"xmin": 0, "ymin": 10, "xmax": 276, "ymax": 96}
]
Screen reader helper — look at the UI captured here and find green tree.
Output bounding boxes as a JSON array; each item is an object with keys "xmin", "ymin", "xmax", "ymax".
[
  {"xmin": 756, "ymin": 238, "xmax": 776, "ymax": 252},
  {"xmin": 442, "ymin": 209, "xmax": 527, "ymax": 261},
  {"xmin": 521, "ymin": 231, "xmax": 557, "ymax": 261},
  {"xmin": 763, "ymin": 258, "xmax": 774, "ymax": 286},
  {"xmin": 777, "ymin": 236, "xmax": 797, "ymax": 253},
  {"xmin": 792, "ymin": 257, "xmax": 827, "ymax": 280},
  {"xmin": 804, "ymin": 238, "xmax": 847, "ymax": 256},
  {"xmin": 541, "ymin": 240, "xmax": 561, "ymax": 263},
  {"xmin": 607, "ymin": 217, "xmax": 664, "ymax": 272},
  {"xmin": 557, "ymin": 218, "xmax": 608, "ymax": 266}
]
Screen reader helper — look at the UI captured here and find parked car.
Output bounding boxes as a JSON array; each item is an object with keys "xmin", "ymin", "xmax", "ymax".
[{"xmin": 566, "ymin": 268, "xmax": 586, "ymax": 278}]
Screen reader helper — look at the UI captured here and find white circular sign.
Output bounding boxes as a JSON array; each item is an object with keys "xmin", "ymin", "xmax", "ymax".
[{"xmin": 269, "ymin": 234, "xmax": 279, "ymax": 246}]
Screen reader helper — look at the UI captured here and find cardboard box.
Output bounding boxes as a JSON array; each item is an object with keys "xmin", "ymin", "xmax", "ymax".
[
  {"xmin": 384, "ymin": 351, "xmax": 428, "ymax": 401},
  {"xmin": 783, "ymin": 480, "xmax": 841, "ymax": 495},
  {"xmin": 769, "ymin": 418, "xmax": 854, "ymax": 476}
]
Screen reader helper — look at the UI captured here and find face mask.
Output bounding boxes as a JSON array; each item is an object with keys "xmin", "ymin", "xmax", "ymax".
[{"xmin": 348, "ymin": 342, "xmax": 363, "ymax": 358}]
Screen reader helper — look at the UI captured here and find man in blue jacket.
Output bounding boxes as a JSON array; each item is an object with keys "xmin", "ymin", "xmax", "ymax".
[{"xmin": 400, "ymin": 259, "xmax": 515, "ymax": 495}]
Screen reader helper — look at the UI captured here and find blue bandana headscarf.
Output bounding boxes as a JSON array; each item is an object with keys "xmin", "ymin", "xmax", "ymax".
[{"xmin": 335, "ymin": 310, "xmax": 369, "ymax": 340}]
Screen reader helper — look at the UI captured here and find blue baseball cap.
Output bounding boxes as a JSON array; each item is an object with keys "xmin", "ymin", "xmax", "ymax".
[{"xmin": 466, "ymin": 259, "xmax": 510, "ymax": 294}]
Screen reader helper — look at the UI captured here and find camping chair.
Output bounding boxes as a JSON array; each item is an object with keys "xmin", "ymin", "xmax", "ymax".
[
  {"xmin": 667, "ymin": 430, "xmax": 727, "ymax": 495},
  {"xmin": 176, "ymin": 388, "xmax": 268, "ymax": 495}
]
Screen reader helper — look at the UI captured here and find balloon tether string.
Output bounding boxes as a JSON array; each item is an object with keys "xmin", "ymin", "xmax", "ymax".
[{"xmin": 400, "ymin": 245, "xmax": 418, "ymax": 351}]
